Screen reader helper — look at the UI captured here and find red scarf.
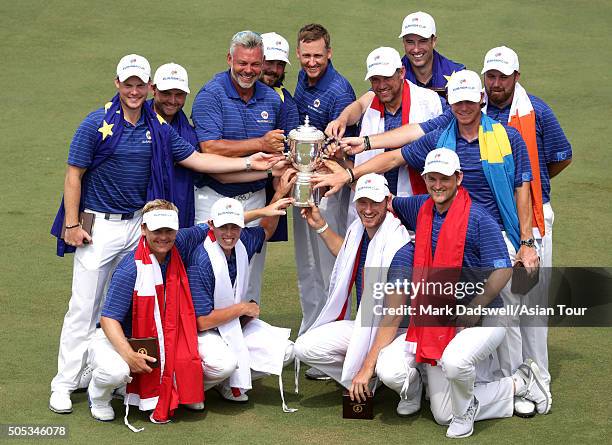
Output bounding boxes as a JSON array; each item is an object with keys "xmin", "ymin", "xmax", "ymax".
[
  {"xmin": 128, "ymin": 236, "xmax": 203, "ymax": 422},
  {"xmin": 369, "ymin": 80, "xmax": 428, "ymax": 195},
  {"xmin": 407, "ymin": 187, "xmax": 471, "ymax": 365}
]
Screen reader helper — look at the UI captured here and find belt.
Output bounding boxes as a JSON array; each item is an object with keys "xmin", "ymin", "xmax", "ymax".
[{"xmin": 85, "ymin": 209, "xmax": 142, "ymax": 221}]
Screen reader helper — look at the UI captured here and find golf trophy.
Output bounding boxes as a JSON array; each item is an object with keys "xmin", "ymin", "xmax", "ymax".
[{"xmin": 286, "ymin": 116, "xmax": 326, "ymax": 207}]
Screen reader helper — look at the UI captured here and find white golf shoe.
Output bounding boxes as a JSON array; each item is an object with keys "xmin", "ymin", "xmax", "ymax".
[
  {"xmin": 49, "ymin": 391, "xmax": 72, "ymax": 414},
  {"xmin": 446, "ymin": 397, "xmax": 480, "ymax": 439}
]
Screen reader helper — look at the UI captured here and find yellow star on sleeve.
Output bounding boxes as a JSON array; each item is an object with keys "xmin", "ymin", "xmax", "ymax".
[
  {"xmin": 98, "ymin": 120, "xmax": 114, "ymax": 140},
  {"xmin": 443, "ymin": 71, "xmax": 457, "ymax": 87},
  {"xmin": 156, "ymin": 113, "xmax": 167, "ymax": 125}
]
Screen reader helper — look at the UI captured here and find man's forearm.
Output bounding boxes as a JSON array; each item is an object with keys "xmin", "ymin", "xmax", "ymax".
[
  {"xmin": 548, "ymin": 159, "xmax": 571, "ymax": 178},
  {"xmin": 199, "ymin": 139, "xmax": 262, "ymax": 157},
  {"xmin": 468, "ymin": 268, "xmax": 512, "ymax": 308},
  {"xmin": 196, "ymin": 305, "xmax": 244, "ymax": 331},
  {"xmin": 353, "ymin": 150, "xmax": 406, "ymax": 181},
  {"xmin": 369, "ymin": 123, "xmax": 425, "ymax": 150},
  {"xmin": 515, "ymin": 182, "xmax": 533, "ymax": 240},
  {"xmin": 63, "ymin": 166, "xmax": 86, "ymax": 226},
  {"xmin": 208, "ymin": 171, "xmax": 267, "ymax": 184},
  {"xmin": 340, "ymin": 93, "xmax": 372, "ymax": 127},
  {"xmin": 100, "ymin": 317, "xmax": 132, "ymax": 360},
  {"xmin": 180, "ymin": 151, "xmax": 248, "ymax": 173}
]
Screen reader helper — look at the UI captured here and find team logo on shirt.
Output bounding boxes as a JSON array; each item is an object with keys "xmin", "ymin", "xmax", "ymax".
[
  {"xmin": 261, "ymin": 110, "xmax": 269, "ymax": 119},
  {"xmin": 145, "ymin": 130, "xmax": 152, "ymax": 140},
  {"xmin": 313, "ymin": 99, "xmax": 321, "ymax": 108}
]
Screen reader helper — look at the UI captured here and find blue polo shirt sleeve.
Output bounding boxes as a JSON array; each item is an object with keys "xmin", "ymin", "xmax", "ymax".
[
  {"xmin": 67, "ymin": 108, "xmax": 105, "ymax": 168},
  {"xmin": 168, "ymin": 126, "xmax": 197, "ymax": 161},
  {"xmin": 283, "ymin": 91, "xmax": 300, "ymax": 133},
  {"xmin": 473, "ymin": 206, "xmax": 512, "ymax": 268},
  {"xmin": 400, "ymin": 129, "xmax": 440, "ymax": 171},
  {"xmin": 191, "ymin": 85, "xmax": 224, "ymax": 143},
  {"xmin": 187, "ymin": 247, "xmax": 216, "ymax": 317},
  {"xmin": 392, "ymin": 195, "xmax": 429, "ymax": 231},
  {"xmin": 241, "ymin": 227, "xmax": 266, "ymax": 259},
  {"xmin": 419, "ymin": 107, "xmax": 453, "ymax": 134},
  {"xmin": 531, "ymin": 96, "xmax": 573, "ymax": 163},
  {"xmin": 101, "ymin": 251, "xmax": 137, "ymax": 330},
  {"xmin": 175, "ymin": 224, "xmax": 209, "ymax": 264},
  {"xmin": 387, "ymin": 242, "xmax": 415, "ymax": 283},
  {"xmin": 505, "ymin": 125, "xmax": 533, "ymax": 187}
]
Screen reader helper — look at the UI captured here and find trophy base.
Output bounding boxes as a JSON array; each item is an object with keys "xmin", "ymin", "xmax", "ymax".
[{"xmin": 292, "ymin": 174, "xmax": 321, "ymax": 207}]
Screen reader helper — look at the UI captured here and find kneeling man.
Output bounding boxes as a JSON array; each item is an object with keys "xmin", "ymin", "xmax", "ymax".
[
  {"xmin": 294, "ymin": 174, "xmax": 412, "ymax": 404},
  {"xmin": 187, "ymin": 178, "xmax": 296, "ymax": 411}
]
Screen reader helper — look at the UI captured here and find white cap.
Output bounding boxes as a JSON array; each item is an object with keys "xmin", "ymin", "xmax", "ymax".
[
  {"xmin": 210, "ymin": 197, "xmax": 245, "ymax": 228},
  {"xmin": 153, "ymin": 63, "xmax": 190, "ymax": 93},
  {"xmin": 116, "ymin": 54, "xmax": 150, "ymax": 82},
  {"xmin": 481, "ymin": 46, "xmax": 520, "ymax": 75},
  {"xmin": 143, "ymin": 209, "xmax": 179, "ymax": 231},
  {"xmin": 353, "ymin": 173, "xmax": 390, "ymax": 203},
  {"xmin": 261, "ymin": 32, "xmax": 291, "ymax": 64},
  {"xmin": 422, "ymin": 148, "xmax": 461, "ymax": 176},
  {"xmin": 447, "ymin": 70, "xmax": 482, "ymax": 105},
  {"xmin": 398, "ymin": 11, "xmax": 436, "ymax": 38},
  {"xmin": 364, "ymin": 47, "xmax": 403, "ymax": 80}
]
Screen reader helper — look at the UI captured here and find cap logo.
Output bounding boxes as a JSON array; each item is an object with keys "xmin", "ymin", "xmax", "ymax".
[
  {"xmin": 276, "ymin": 40, "xmax": 282, "ymax": 45},
  {"xmin": 460, "ymin": 79, "xmax": 467, "ymax": 84},
  {"xmin": 412, "ymin": 17, "xmax": 419, "ymax": 21},
  {"xmin": 130, "ymin": 58, "xmax": 137, "ymax": 63},
  {"xmin": 226, "ymin": 203, "xmax": 232, "ymax": 209},
  {"xmin": 435, "ymin": 153, "xmax": 441, "ymax": 159},
  {"xmin": 374, "ymin": 55, "xmax": 380, "ymax": 60},
  {"xmin": 313, "ymin": 99, "xmax": 320, "ymax": 108},
  {"xmin": 261, "ymin": 110, "xmax": 269, "ymax": 119},
  {"xmin": 495, "ymin": 52, "xmax": 502, "ymax": 57},
  {"xmin": 170, "ymin": 69, "xmax": 178, "ymax": 75}
]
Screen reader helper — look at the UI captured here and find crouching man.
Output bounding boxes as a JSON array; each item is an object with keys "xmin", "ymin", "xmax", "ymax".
[
  {"xmin": 87, "ymin": 200, "xmax": 206, "ymax": 427},
  {"xmin": 187, "ymin": 172, "xmax": 297, "ymax": 411},
  {"xmin": 293, "ymin": 174, "xmax": 412, "ymax": 405}
]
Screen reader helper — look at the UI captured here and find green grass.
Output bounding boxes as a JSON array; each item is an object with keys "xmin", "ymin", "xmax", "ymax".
[{"xmin": 0, "ymin": 0, "xmax": 611, "ymax": 443}]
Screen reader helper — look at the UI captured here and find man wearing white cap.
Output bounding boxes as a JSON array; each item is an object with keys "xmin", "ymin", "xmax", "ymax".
[
  {"xmin": 325, "ymin": 46, "xmax": 444, "ymax": 223},
  {"xmin": 294, "ymin": 174, "xmax": 412, "ymax": 410},
  {"xmin": 151, "ymin": 62, "xmax": 197, "ymax": 228},
  {"xmin": 85, "ymin": 199, "xmax": 205, "ymax": 423},
  {"xmin": 49, "ymin": 53, "xmax": 282, "ymax": 414},
  {"xmin": 377, "ymin": 148, "xmax": 550, "ymax": 438},
  {"xmin": 398, "ymin": 11, "xmax": 464, "ymax": 92},
  {"xmin": 186, "ymin": 169, "xmax": 296, "ymax": 409},
  {"xmin": 480, "ymin": 45, "xmax": 572, "ymax": 413}
]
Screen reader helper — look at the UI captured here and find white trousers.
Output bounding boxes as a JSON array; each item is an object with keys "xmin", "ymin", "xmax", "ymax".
[
  {"xmin": 377, "ymin": 327, "xmax": 514, "ymax": 425},
  {"xmin": 198, "ymin": 329, "xmax": 294, "ymax": 389},
  {"xmin": 294, "ymin": 320, "xmax": 411, "ymax": 392},
  {"xmin": 294, "ymin": 188, "xmax": 350, "ymax": 335},
  {"xmin": 194, "ymin": 187, "xmax": 267, "ymax": 305},
  {"xmin": 497, "ymin": 202, "xmax": 553, "ymax": 387},
  {"xmin": 51, "ymin": 213, "xmax": 141, "ymax": 393}
]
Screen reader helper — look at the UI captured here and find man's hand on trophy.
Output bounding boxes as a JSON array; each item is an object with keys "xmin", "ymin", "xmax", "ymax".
[
  {"xmin": 300, "ymin": 202, "xmax": 326, "ymax": 230},
  {"xmin": 325, "ymin": 117, "xmax": 348, "ymax": 140},
  {"xmin": 273, "ymin": 167, "xmax": 298, "ymax": 197},
  {"xmin": 339, "ymin": 136, "xmax": 366, "ymax": 156},
  {"xmin": 260, "ymin": 129, "xmax": 286, "ymax": 153},
  {"xmin": 250, "ymin": 152, "xmax": 285, "ymax": 171},
  {"xmin": 271, "ymin": 158, "xmax": 291, "ymax": 176},
  {"xmin": 260, "ymin": 197, "xmax": 294, "ymax": 217},
  {"xmin": 311, "ymin": 160, "xmax": 351, "ymax": 197}
]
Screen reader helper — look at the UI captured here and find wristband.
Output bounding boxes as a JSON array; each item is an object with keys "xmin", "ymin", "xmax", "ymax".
[
  {"xmin": 363, "ymin": 135, "xmax": 372, "ymax": 151},
  {"xmin": 65, "ymin": 223, "xmax": 80, "ymax": 230},
  {"xmin": 267, "ymin": 169, "xmax": 273, "ymax": 180},
  {"xmin": 345, "ymin": 168, "xmax": 355, "ymax": 184},
  {"xmin": 245, "ymin": 156, "xmax": 252, "ymax": 171},
  {"xmin": 315, "ymin": 223, "xmax": 329, "ymax": 234}
]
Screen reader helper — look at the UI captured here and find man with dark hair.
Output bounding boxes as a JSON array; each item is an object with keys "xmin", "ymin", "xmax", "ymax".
[{"xmin": 293, "ymin": 25, "xmax": 357, "ymax": 371}]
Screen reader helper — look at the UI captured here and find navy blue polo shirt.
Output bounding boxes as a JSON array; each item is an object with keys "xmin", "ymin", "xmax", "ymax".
[
  {"xmin": 377, "ymin": 97, "xmax": 448, "ymax": 195},
  {"xmin": 485, "ymin": 95, "xmax": 572, "ymax": 204},
  {"xmin": 100, "ymin": 224, "xmax": 209, "ymax": 337},
  {"xmin": 294, "ymin": 61, "xmax": 357, "ymax": 135},
  {"xmin": 401, "ymin": 50, "xmax": 465, "ymax": 89},
  {"xmin": 187, "ymin": 227, "xmax": 265, "ymax": 318},
  {"xmin": 392, "ymin": 195, "xmax": 511, "ymax": 268},
  {"xmin": 276, "ymin": 86, "xmax": 300, "ymax": 134},
  {"xmin": 353, "ymin": 231, "xmax": 371, "ymax": 307},
  {"xmin": 400, "ymin": 123, "xmax": 532, "ymax": 230},
  {"xmin": 387, "ymin": 242, "xmax": 415, "ymax": 284},
  {"xmin": 191, "ymin": 71, "xmax": 286, "ymax": 196},
  {"xmin": 68, "ymin": 109, "xmax": 195, "ymax": 214}
]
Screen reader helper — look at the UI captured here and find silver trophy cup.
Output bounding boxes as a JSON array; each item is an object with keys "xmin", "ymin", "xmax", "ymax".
[{"xmin": 286, "ymin": 116, "xmax": 326, "ymax": 207}]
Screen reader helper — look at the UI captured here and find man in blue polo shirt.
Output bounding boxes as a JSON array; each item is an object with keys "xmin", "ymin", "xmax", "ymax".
[
  {"xmin": 49, "ymin": 53, "xmax": 281, "ymax": 415},
  {"xmin": 293, "ymin": 25, "xmax": 357, "ymax": 374},
  {"xmin": 398, "ymin": 11, "xmax": 464, "ymax": 93},
  {"xmin": 191, "ymin": 30, "xmax": 288, "ymax": 305},
  {"xmin": 151, "ymin": 62, "xmax": 197, "ymax": 228},
  {"xmin": 186, "ymin": 173, "xmax": 296, "ymax": 407},
  {"xmin": 377, "ymin": 149, "xmax": 550, "ymax": 438}
]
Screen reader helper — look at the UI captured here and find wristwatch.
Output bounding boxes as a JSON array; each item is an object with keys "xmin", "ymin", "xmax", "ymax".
[
  {"xmin": 520, "ymin": 238, "xmax": 535, "ymax": 248},
  {"xmin": 245, "ymin": 156, "xmax": 252, "ymax": 172}
]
